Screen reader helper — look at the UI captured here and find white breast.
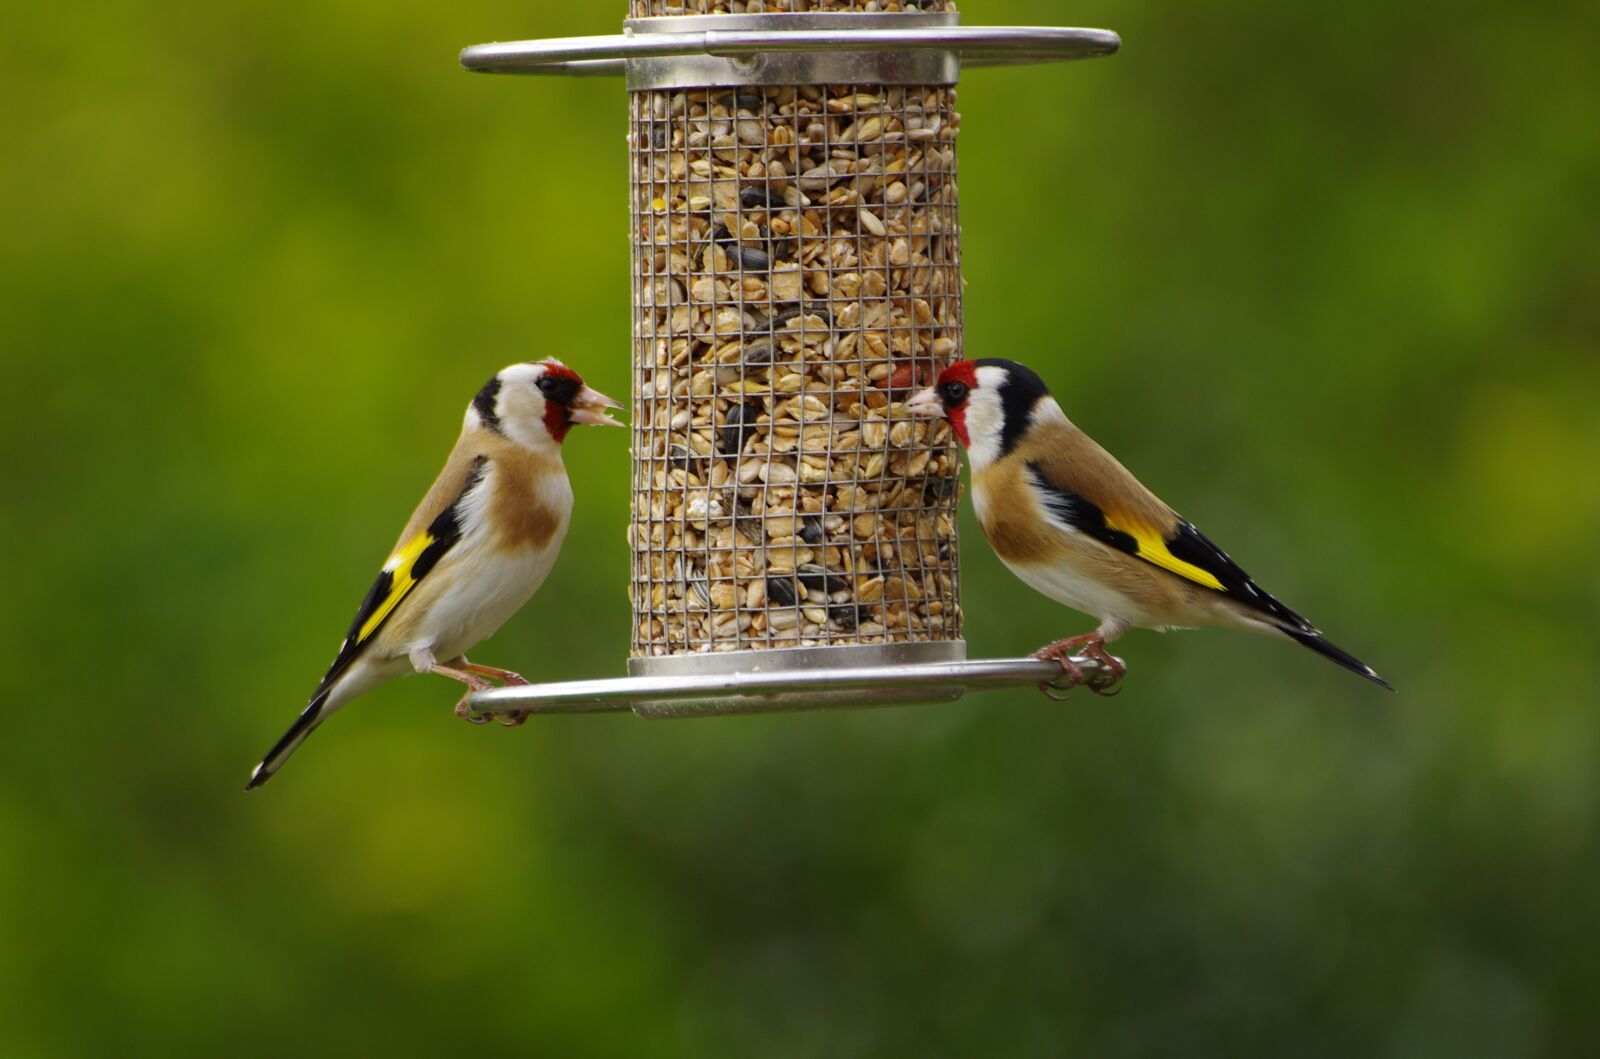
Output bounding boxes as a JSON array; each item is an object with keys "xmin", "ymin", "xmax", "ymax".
[
  {"xmin": 411, "ymin": 464, "xmax": 572, "ymax": 664},
  {"xmin": 974, "ymin": 469, "xmax": 1160, "ymax": 633},
  {"xmin": 998, "ymin": 553, "xmax": 1152, "ymax": 629}
]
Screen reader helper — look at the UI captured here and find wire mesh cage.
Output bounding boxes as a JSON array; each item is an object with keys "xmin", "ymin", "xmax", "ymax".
[
  {"xmin": 457, "ymin": 4, "xmax": 1122, "ymax": 718},
  {"xmin": 628, "ymin": 80, "xmax": 964, "ymax": 663}
]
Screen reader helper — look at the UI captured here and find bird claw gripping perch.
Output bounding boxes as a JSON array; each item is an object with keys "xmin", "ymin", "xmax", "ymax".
[
  {"xmin": 451, "ymin": 661, "xmax": 536, "ymax": 726},
  {"xmin": 457, "ymin": 700, "xmax": 534, "ymax": 726},
  {"xmin": 1039, "ymin": 665, "xmax": 1084, "ymax": 701},
  {"xmin": 1036, "ymin": 657, "xmax": 1125, "ymax": 700},
  {"xmin": 454, "ymin": 696, "xmax": 493, "ymax": 725},
  {"xmin": 1082, "ymin": 644, "xmax": 1127, "ymax": 697},
  {"xmin": 457, "ymin": 692, "xmax": 537, "ymax": 727},
  {"xmin": 1032, "ymin": 636, "xmax": 1127, "ymax": 700}
]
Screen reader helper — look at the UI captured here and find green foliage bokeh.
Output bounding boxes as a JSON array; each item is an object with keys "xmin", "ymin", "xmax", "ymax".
[{"xmin": 2, "ymin": 1, "xmax": 1597, "ymax": 1055}]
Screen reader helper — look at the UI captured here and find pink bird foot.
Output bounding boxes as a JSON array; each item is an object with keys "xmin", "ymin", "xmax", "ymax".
[{"xmin": 1032, "ymin": 633, "xmax": 1126, "ymax": 698}]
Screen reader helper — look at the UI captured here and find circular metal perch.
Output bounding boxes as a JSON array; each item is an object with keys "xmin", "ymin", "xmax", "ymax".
[{"xmin": 467, "ymin": 653, "xmax": 1124, "ymax": 721}]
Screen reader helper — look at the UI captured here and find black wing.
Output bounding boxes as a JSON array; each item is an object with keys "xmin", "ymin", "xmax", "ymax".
[
  {"xmin": 314, "ymin": 456, "xmax": 488, "ymax": 693},
  {"xmin": 1027, "ymin": 462, "xmax": 1313, "ymax": 631}
]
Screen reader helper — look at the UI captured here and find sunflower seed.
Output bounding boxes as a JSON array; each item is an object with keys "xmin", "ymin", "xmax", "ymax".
[
  {"xmin": 733, "ymin": 245, "xmax": 770, "ymax": 271},
  {"xmin": 766, "ymin": 576, "xmax": 798, "ymax": 608}
]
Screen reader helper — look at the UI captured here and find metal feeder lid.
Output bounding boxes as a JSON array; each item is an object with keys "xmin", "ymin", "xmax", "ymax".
[{"xmin": 462, "ymin": 13, "xmax": 1120, "ymax": 88}]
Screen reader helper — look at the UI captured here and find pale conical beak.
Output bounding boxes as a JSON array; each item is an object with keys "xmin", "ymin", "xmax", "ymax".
[
  {"xmin": 569, "ymin": 385, "xmax": 626, "ymax": 427},
  {"xmin": 906, "ymin": 387, "xmax": 945, "ymax": 418}
]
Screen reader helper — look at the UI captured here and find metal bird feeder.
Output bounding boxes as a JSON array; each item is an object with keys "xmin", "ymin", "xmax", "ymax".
[{"xmin": 460, "ymin": 2, "xmax": 1121, "ymax": 722}]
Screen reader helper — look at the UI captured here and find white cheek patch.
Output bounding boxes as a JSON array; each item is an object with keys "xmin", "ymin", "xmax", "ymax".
[
  {"xmin": 962, "ymin": 365, "xmax": 1016, "ymax": 470},
  {"xmin": 962, "ymin": 389, "xmax": 1008, "ymax": 470},
  {"xmin": 501, "ymin": 396, "xmax": 552, "ymax": 449}
]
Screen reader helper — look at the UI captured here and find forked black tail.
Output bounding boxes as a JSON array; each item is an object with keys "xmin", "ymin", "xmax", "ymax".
[
  {"xmin": 1282, "ymin": 628, "xmax": 1394, "ymax": 691},
  {"xmin": 246, "ymin": 689, "xmax": 330, "ymax": 790}
]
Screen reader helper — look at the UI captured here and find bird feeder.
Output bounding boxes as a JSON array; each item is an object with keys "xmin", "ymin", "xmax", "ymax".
[{"xmin": 460, "ymin": 2, "xmax": 1122, "ymax": 722}]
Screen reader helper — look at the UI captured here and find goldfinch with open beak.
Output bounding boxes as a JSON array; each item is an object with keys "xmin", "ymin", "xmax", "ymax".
[
  {"xmin": 907, "ymin": 359, "xmax": 1390, "ymax": 692},
  {"xmin": 247, "ymin": 360, "xmax": 624, "ymax": 789}
]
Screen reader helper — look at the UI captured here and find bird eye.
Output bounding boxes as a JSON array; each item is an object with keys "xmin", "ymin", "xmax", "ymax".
[
  {"xmin": 536, "ymin": 373, "xmax": 581, "ymax": 405},
  {"xmin": 938, "ymin": 381, "xmax": 970, "ymax": 404}
]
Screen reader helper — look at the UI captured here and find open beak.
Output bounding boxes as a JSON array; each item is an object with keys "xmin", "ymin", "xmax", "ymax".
[
  {"xmin": 569, "ymin": 385, "xmax": 626, "ymax": 427},
  {"xmin": 906, "ymin": 387, "xmax": 945, "ymax": 418}
]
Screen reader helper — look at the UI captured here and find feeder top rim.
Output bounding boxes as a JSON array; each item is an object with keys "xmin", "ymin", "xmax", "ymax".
[{"xmin": 459, "ymin": 20, "xmax": 1121, "ymax": 78}]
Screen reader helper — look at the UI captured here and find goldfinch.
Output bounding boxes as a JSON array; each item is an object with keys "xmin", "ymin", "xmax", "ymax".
[
  {"xmin": 247, "ymin": 360, "xmax": 623, "ymax": 789},
  {"xmin": 907, "ymin": 359, "xmax": 1391, "ymax": 692}
]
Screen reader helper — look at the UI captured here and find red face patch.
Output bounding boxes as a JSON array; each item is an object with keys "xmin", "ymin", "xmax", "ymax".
[
  {"xmin": 540, "ymin": 362, "xmax": 582, "ymax": 385},
  {"xmin": 539, "ymin": 361, "xmax": 585, "ymax": 443},
  {"xmin": 937, "ymin": 361, "xmax": 980, "ymax": 389},
  {"xmin": 935, "ymin": 360, "xmax": 980, "ymax": 448}
]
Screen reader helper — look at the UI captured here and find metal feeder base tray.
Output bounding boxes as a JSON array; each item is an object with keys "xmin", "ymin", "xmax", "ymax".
[{"xmin": 465, "ymin": 649, "xmax": 1122, "ymax": 721}]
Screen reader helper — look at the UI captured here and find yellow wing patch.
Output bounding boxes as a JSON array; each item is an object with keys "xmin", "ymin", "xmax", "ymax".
[
  {"xmin": 356, "ymin": 531, "xmax": 435, "ymax": 643},
  {"xmin": 1110, "ymin": 520, "xmax": 1227, "ymax": 591}
]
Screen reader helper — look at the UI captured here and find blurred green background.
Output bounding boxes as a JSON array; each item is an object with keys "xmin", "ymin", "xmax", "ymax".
[{"xmin": 4, "ymin": 0, "xmax": 1597, "ymax": 1055}]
